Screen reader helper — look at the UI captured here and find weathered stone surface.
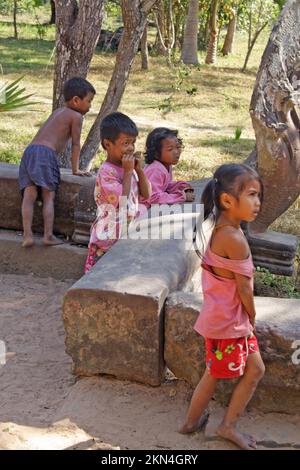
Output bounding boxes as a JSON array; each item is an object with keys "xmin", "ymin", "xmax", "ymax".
[
  {"xmin": 63, "ymin": 237, "xmax": 199, "ymax": 386},
  {"xmin": 248, "ymin": 0, "xmax": 300, "ymax": 232},
  {"xmin": 0, "ymin": 163, "xmax": 96, "ymax": 239},
  {"xmin": 0, "ymin": 229, "xmax": 87, "ymax": 280},
  {"xmin": 247, "ymin": 230, "xmax": 298, "ymax": 276},
  {"xmin": 165, "ymin": 291, "xmax": 300, "ymax": 414},
  {"xmin": 72, "ymin": 177, "xmax": 96, "ymax": 245}
]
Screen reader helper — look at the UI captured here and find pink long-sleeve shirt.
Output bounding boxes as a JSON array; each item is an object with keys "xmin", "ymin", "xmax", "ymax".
[{"xmin": 140, "ymin": 160, "xmax": 192, "ymax": 208}]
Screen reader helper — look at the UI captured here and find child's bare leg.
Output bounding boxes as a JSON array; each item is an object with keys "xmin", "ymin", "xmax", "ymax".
[
  {"xmin": 217, "ymin": 352, "xmax": 265, "ymax": 450},
  {"xmin": 42, "ymin": 188, "xmax": 63, "ymax": 245},
  {"xmin": 179, "ymin": 369, "xmax": 217, "ymax": 434},
  {"xmin": 21, "ymin": 186, "xmax": 37, "ymax": 247}
]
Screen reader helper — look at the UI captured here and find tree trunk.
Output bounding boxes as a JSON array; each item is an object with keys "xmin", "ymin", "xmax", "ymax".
[
  {"xmin": 53, "ymin": 0, "xmax": 104, "ymax": 111},
  {"xmin": 154, "ymin": 0, "xmax": 165, "ymax": 54},
  {"xmin": 242, "ymin": 22, "xmax": 268, "ymax": 73},
  {"xmin": 221, "ymin": 10, "xmax": 236, "ymax": 56},
  {"xmin": 13, "ymin": 0, "xmax": 18, "ymax": 39},
  {"xmin": 50, "ymin": 0, "xmax": 56, "ymax": 25},
  {"xmin": 141, "ymin": 22, "xmax": 149, "ymax": 70},
  {"xmin": 80, "ymin": 0, "xmax": 158, "ymax": 170},
  {"xmin": 247, "ymin": 0, "xmax": 300, "ymax": 233},
  {"xmin": 205, "ymin": 0, "xmax": 219, "ymax": 65},
  {"xmin": 180, "ymin": 0, "xmax": 199, "ymax": 65},
  {"xmin": 154, "ymin": 0, "xmax": 175, "ymax": 67},
  {"xmin": 173, "ymin": 10, "xmax": 181, "ymax": 52}
]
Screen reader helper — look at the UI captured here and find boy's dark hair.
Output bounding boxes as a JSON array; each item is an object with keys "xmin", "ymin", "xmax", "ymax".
[
  {"xmin": 144, "ymin": 127, "xmax": 182, "ymax": 164},
  {"xmin": 63, "ymin": 77, "xmax": 96, "ymax": 102},
  {"xmin": 100, "ymin": 112, "xmax": 138, "ymax": 148}
]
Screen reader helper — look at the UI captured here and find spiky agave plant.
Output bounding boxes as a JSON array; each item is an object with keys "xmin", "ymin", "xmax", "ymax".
[{"xmin": 0, "ymin": 77, "xmax": 35, "ymax": 112}]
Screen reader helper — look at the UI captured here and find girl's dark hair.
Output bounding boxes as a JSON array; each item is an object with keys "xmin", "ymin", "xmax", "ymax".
[
  {"xmin": 144, "ymin": 127, "xmax": 182, "ymax": 164},
  {"xmin": 193, "ymin": 163, "xmax": 264, "ymax": 258},
  {"xmin": 201, "ymin": 163, "xmax": 264, "ymax": 221}
]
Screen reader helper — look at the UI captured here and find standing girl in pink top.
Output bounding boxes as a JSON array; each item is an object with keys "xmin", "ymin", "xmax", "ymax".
[
  {"xmin": 140, "ymin": 128, "xmax": 195, "ymax": 207},
  {"xmin": 180, "ymin": 163, "xmax": 265, "ymax": 450},
  {"xmin": 85, "ymin": 112, "xmax": 151, "ymax": 272}
]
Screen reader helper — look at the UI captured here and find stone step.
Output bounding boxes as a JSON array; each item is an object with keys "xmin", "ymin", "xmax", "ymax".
[{"xmin": 0, "ymin": 229, "xmax": 86, "ymax": 280}]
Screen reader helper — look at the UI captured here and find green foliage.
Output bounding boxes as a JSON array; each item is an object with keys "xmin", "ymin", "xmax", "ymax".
[
  {"xmin": 104, "ymin": 0, "xmax": 122, "ymax": 29},
  {"xmin": 0, "ymin": 0, "xmax": 45, "ymax": 15},
  {"xmin": 34, "ymin": 14, "xmax": 47, "ymax": 40},
  {"xmin": 238, "ymin": 0, "xmax": 281, "ymax": 33},
  {"xmin": 234, "ymin": 126, "xmax": 242, "ymax": 140},
  {"xmin": 158, "ymin": 64, "xmax": 198, "ymax": 115},
  {"xmin": 255, "ymin": 267, "xmax": 300, "ymax": 299},
  {"xmin": 0, "ymin": 76, "xmax": 35, "ymax": 112}
]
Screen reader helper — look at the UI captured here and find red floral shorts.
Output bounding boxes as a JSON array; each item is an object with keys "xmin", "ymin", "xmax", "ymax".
[{"xmin": 205, "ymin": 334, "xmax": 259, "ymax": 379}]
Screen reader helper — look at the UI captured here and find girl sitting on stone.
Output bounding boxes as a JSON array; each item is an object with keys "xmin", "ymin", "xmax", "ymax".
[{"xmin": 140, "ymin": 127, "xmax": 194, "ymax": 208}]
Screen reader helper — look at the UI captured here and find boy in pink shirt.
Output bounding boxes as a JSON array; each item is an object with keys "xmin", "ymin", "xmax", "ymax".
[
  {"xmin": 140, "ymin": 128, "xmax": 194, "ymax": 208},
  {"xmin": 85, "ymin": 112, "xmax": 151, "ymax": 272}
]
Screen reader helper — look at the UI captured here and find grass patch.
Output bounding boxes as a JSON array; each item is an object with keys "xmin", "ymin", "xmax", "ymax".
[{"xmin": 255, "ymin": 265, "xmax": 300, "ymax": 299}]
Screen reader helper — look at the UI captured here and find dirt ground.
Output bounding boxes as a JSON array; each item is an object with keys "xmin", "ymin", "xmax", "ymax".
[{"xmin": 0, "ymin": 273, "xmax": 299, "ymax": 451}]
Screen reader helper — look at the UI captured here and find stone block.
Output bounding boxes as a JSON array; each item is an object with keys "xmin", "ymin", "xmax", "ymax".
[
  {"xmin": 0, "ymin": 229, "xmax": 87, "ymax": 280},
  {"xmin": 0, "ymin": 163, "xmax": 96, "ymax": 239},
  {"xmin": 63, "ymin": 238, "xmax": 199, "ymax": 386}
]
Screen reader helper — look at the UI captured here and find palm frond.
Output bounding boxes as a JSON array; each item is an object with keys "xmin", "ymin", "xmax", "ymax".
[{"xmin": 0, "ymin": 77, "xmax": 36, "ymax": 112}]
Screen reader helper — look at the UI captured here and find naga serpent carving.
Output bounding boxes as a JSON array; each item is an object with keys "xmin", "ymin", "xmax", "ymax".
[{"xmin": 247, "ymin": 0, "xmax": 300, "ymax": 233}]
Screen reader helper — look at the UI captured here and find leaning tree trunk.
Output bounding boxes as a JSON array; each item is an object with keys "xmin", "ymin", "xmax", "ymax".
[
  {"xmin": 221, "ymin": 10, "xmax": 236, "ymax": 56},
  {"xmin": 53, "ymin": 0, "xmax": 104, "ymax": 111},
  {"xmin": 80, "ymin": 0, "xmax": 158, "ymax": 169},
  {"xmin": 50, "ymin": 0, "xmax": 56, "ymax": 25},
  {"xmin": 154, "ymin": 0, "xmax": 165, "ymax": 54},
  {"xmin": 242, "ymin": 20, "xmax": 268, "ymax": 73},
  {"xmin": 180, "ymin": 0, "xmax": 199, "ymax": 65},
  {"xmin": 205, "ymin": 0, "xmax": 219, "ymax": 65},
  {"xmin": 141, "ymin": 22, "xmax": 149, "ymax": 70},
  {"xmin": 13, "ymin": 0, "xmax": 18, "ymax": 39},
  {"xmin": 247, "ymin": 0, "xmax": 300, "ymax": 233}
]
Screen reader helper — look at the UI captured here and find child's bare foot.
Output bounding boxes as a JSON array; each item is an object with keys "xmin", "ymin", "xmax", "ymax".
[
  {"xmin": 43, "ymin": 235, "xmax": 64, "ymax": 246},
  {"xmin": 22, "ymin": 236, "xmax": 34, "ymax": 248},
  {"xmin": 217, "ymin": 424, "xmax": 257, "ymax": 450},
  {"xmin": 178, "ymin": 410, "xmax": 209, "ymax": 434}
]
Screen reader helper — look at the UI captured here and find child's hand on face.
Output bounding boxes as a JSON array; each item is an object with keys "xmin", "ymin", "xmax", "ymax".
[
  {"xmin": 133, "ymin": 151, "xmax": 142, "ymax": 172},
  {"xmin": 122, "ymin": 154, "xmax": 135, "ymax": 173},
  {"xmin": 184, "ymin": 188, "xmax": 195, "ymax": 202}
]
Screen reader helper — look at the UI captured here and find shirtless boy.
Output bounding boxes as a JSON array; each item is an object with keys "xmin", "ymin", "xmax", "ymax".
[{"xmin": 19, "ymin": 77, "xmax": 95, "ymax": 247}]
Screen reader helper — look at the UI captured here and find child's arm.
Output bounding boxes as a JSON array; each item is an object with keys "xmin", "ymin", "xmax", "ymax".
[
  {"xmin": 134, "ymin": 152, "xmax": 151, "ymax": 199},
  {"xmin": 234, "ymin": 273, "xmax": 256, "ymax": 327},
  {"xmin": 167, "ymin": 180, "xmax": 193, "ymax": 193},
  {"xmin": 223, "ymin": 231, "xmax": 256, "ymax": 327},
  {"xmin": 71, "ymin": 114, "xmax": 91, "ymax": 176},
  {"xmin": 121, "ymin": 155, "xmax": 135, "ymax": 197},
  {"xmin": 141, "ymin": 167, "xmax": 186, "ymax": 205}
]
